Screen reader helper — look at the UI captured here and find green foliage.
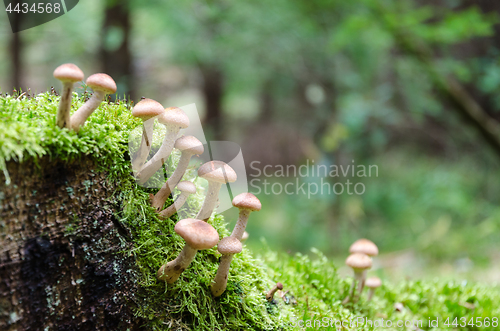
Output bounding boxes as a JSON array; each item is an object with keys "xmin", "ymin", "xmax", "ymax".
[
  {"xmin": 411, "ymin": 7, "xmax": 496, "ymax": 45},
  {"xmin": 248, "ymin": 151, "xmax": 500, "ymax": 271}
]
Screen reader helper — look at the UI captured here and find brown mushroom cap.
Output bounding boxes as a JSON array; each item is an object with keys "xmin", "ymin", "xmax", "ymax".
[
  {"xmin": 217, "ymin": 236, "xmax": 242, "ymax": 255},
  {"xmin": 86, "ymin": 73, "xmax": 117, "ymax": 94},
  {"xmin": 174, "ymin": 135, "xmax": 204, "ymax": 155},
  {"xmin": 53, "ymin": 63, "xmax": 84, "ymax": 82},
  {"xmin": 365, "ymin": 276, "xmax": 382, "ymax": 288},
  {"xmin": 349, "ymin": 238, "xmax": 379, "ymax": 257},
  {"xmin": 198, "ymin": 161, "xmax": 237, "ymax": 184},
  {"xmin": 232, "ymin": 193, "xmax": 261, "ymax": 211},
  {"xmin": 132, "ymin": 98, "xmax": 165, "ymax": 120},
  {"xmin": 159, "ymin": 107, "xmax": 190, "ymax": 128},
  {"xmin": 276, "ymin": 282, "xmax": 283, "ymax": 290},
  {"xmin": 177, "ymin": 181, "xmax": 197, "ymax": 194},
  {"xmin": 175, "ymin": 218, "xmax": 219, "ymax": 250},
  {"xmin": 345, "ymin": 253, "xmax": 372, "ymax": 270}
]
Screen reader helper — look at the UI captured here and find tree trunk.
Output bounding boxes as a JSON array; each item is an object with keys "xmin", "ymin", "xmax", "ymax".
[
  {"xmin": 10, "ymin": 16, "xmax": 22, "ymax": 91},
  {"xmin": 100, "ymin": 0, "xmax": 134, "ymax": 100},
  {"xmin": 200, "ymin": 65, "xmax": 224, "ymax": 141},
  {"xmin": 0, "ymin": 157, "xmax": 143, "ymax": 330},
  {"xmin": 258, "ymin": 79, "xmax": 274, "ymax": 123}
]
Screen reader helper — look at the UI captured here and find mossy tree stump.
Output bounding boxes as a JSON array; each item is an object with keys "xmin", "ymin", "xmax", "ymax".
[{"xmin": 0, "ymin": 157, "xmax": 143, "ymax": 330}]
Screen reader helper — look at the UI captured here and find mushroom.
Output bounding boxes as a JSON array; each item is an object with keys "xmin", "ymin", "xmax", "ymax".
[
  {"xmin": 70, "ymin": 73, "xmax": 117, "ymax": 132},
  {"xmin": 241, "ymin": 231, "xmax": 249, "ymax": 243},
  {"xmin": 342, "ymin": 253, "xmax": 372, "ymax": 304},
  {"xmin": 349, "ymin": 238, "xmax": 379, "ymax": 257},
  {"xmin": 365, "ymin": 276, "xmax": 382, "ymax": 302},
  {"xmin": 151, "ymin": 135, "xmax": 204, "ymax": 210},
  {"xmin": 130, "ymin": 98, "xmax": 165, "ymax": 172},
  {"xmin": 266, "ymin": 282, "xmax": 283, "ymax": 302},
  {"xmin": 53, "ymin": 63, "xmax": 84, "ymax": 129},
  {"xmin": 349, "ymin": 238, "xmax": 378, "ymax": 294},
  {"xmin": 157, "ymin": 218, "xmax": 219, "ymax": 284},
  {"xmin": 158, "ymin": 181, "xmax": 197, "ymax": 220},
  {"xmin": 196, "ymin": 161, "xmax": 237, "ymax": 221},
  {"xmin": 137, "ymin": 107, "xmax": 190, "ymax": 184},
  {"xmin": 211, "ymin": 236, "xmax": 242, "ymax": 297},
  {"xmin": 230, "ymin": 193, "xmax": 261, "ymax": 241}
]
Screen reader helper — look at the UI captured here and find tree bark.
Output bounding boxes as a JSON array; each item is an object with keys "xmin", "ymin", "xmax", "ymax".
[{"xmin": 0, "ymin": 157, "xmax": 143, "ymax": 330}]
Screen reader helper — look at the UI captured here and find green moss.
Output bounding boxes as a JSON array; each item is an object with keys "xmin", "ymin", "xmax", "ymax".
[{"xmin": 2, "ymin": 92, "xmax": 500, "ymax": 330}]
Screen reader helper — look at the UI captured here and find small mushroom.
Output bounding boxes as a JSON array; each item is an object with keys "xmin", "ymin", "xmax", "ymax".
[
  {"xmin": 130, "ymin": 98, "xmax": 165, "ymax": 172},
  {"xmin": 230, "ymin": 193, "xmax": 261, "ymax": 241},
  {"xmin": 365, "ymin": 276, "xmax": 382, "ymax": 302},
  {"xmin": 152, "ymin": 135, "xmax": 204, "ymax": 210},
  {"xmin": 137, "ymin": 107, "xmax": 190, "ymax": 184},
  {"xmin": 349, "ymin": 238, "xmax": 379, "ymax": 257},
  {"xmin": 266, "ymin": 282, "xmax": 283, "ymax": 302},
  {"xmin": 196, "ymin": 161, "xmax": 237, "ymax": 221},
  {"xmin": 70, "ymin": 73, "xmax": 117, "ymax": 132},
  {"xmin": 349, "ymin": 238, "xmax": 378, "ymax": 294},
  {"xmin": 342, "ymin": 253, "xmax": 372, "ymax": 304},
  {"xmin": 53, "ymin": 63, "xmax": 84, "ymax": 129},
  {"xmin": 211, "ymin": 237, "xmax": 242, "ymax": 297},
  {"xmin": 157, "ymin": 218, "xmax": 219, "ymax": 284},
  {"xmin": 241, "ymin": 231, "xmax": 249, "ymax": 243},
  {"xmin": 158, "ymin": 181, "xmax": 197, "ymax": 220}
]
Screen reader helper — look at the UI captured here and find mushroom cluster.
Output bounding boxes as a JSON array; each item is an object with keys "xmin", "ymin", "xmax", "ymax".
[
  {"xmin": 126, "ymin": 100, "xmax": 277, "ymax": 298},
  {"xmin": 342, "ymin": 238, "xmax": 382, "ymax": 304},
  {"xmin": 156, "ymin": 191, "xmax": 265, "ymax": 298},
  {"xmin": 53, "ymin": 63, "xmax": 117, "ymax": 131}
]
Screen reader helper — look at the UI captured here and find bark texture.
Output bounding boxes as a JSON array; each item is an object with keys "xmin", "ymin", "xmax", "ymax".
[{"xmin": 0, "ymin": 157, "xmax": 143, "ymax": 330}]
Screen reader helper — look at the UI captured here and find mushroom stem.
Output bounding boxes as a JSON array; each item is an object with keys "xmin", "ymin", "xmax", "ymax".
[
  {"xmin": 56, "ymin": 82, "xmax": 74, "ymax": 128},
  {"xmin": 266, "ymin": 282, "xmax": 283, "ymax": 302},
  {"xmin": 158, "ymin": 192, "xmax": 189, "ymax": 220},
  {"xmin": 231, "ymin": 209, "xmax": 251, "ymax": 240},
  {"xmin": 367, "ymin": 288, "xmax": 375, "ymax": 302},
  {"xmin": 211, "ymin": 254, "xmax": 234, "ymax": 297},
  {"xmin": 132, "ymin": 119, "xmax": 155, "ymax": 172},
  {"xmin": 354, "ymin": 270, "xmax": 367, "ymax": 302},
  {"xmin": 196, "ymin": 182, "xmax": 222, "ymax": 221},
  {"xmin": 152, "ymin": 152, "xmax": 192, "ymax": 210},
  {"xmin": 343, "ymin": 270, "xmax": 364, "ymax": 304},
  {"xmin": 70, "ymin": 90, "xmax": 106, "ymax": 132},
  {"xmin": 137, "ymin": 127, "xmax": 179, "ymax": 184},
  {"xmin": 342, "ymin": 278, "xmax": 357, "ymax": 304},
  {"xmin": 157, "ymin": 244, "xmax": 197, "ymax": 284}
]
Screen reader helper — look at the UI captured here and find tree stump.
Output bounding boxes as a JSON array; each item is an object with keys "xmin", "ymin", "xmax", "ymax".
[{"xmin": 0, "ymin": 157, "xmax": 143, "ymax": 330}]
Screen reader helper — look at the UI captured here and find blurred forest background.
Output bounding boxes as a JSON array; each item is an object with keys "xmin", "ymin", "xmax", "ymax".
[{"xmin": 1, "ymin": 0, "xmax": 499, "ymax": 282}]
